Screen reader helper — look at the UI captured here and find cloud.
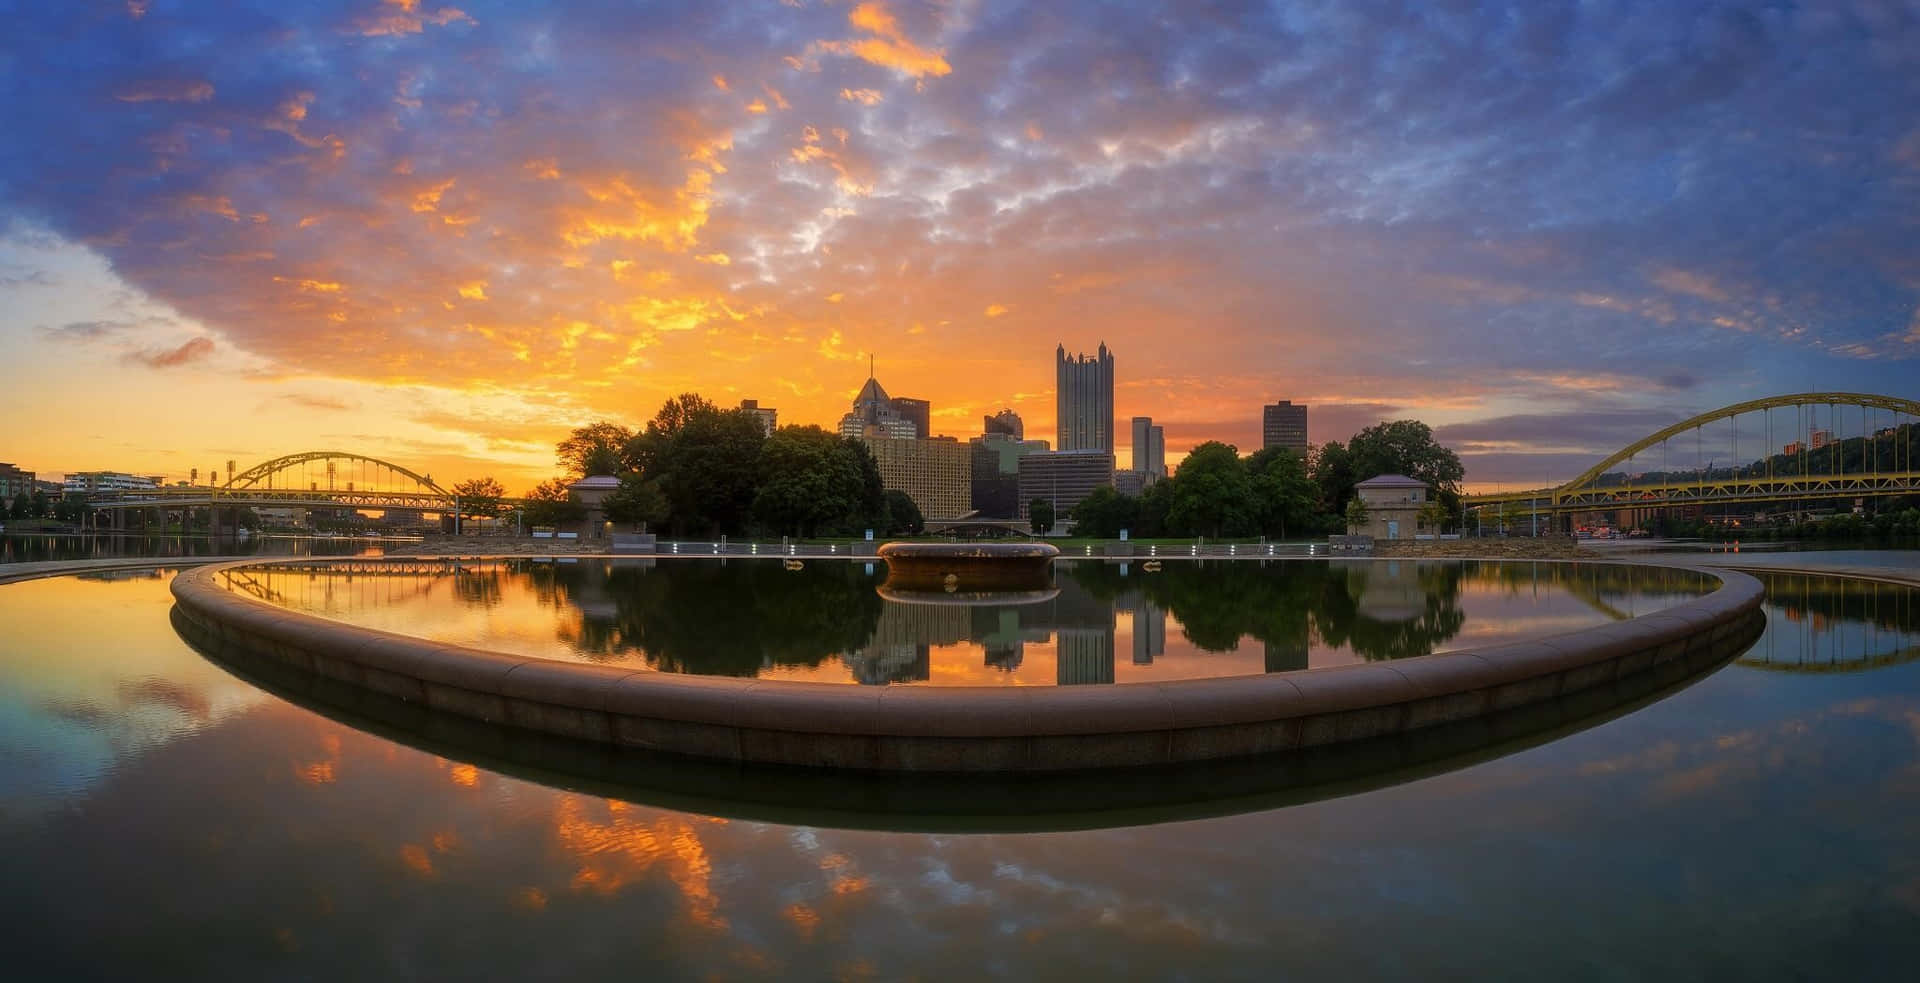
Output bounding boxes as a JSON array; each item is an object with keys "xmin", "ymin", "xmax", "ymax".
[
  {"xmin": 114, "ymin": 79, "xmax": 214, "ymax": 103},
  {"xmin": 279, "ymin": 393, "xmax": 355, "ymax": 411},
  {"xmin": 809, "ymin": 2, "xmax": 952, "ymax": 78},
  {"xmin": 40, "ymin": 320, "xmax": 130, "ymax": 342},
  {"xmin": 124, "ymin": 336, "xmax": 214, "ymax": 369}
]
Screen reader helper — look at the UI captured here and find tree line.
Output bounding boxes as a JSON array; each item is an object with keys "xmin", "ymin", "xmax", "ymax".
[
  {"xmin": 514, "ymin": 393, "xmax": 923, "ymax": 539},
  {"xmin": 1065, "ymin": 419, "xmax": 1465, "ymax": 539}
]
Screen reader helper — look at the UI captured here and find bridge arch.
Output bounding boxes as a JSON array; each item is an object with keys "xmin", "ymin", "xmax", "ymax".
[
  {"xmin": 1557, "ymin": 392, "xmax": 1920, "ymax": 496},
  {"xmin": 226, "ymin": 451, "xmax": 451, "ymax": 497}
]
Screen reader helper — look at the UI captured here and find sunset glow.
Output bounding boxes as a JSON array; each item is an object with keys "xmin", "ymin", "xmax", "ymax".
[{"xmin": 3, "ymin": 1, "xmax": 1915, "ymax": 492}]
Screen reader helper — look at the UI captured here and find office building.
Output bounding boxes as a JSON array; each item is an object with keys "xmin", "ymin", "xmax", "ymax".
[
  {"xmin": 863, "ymin": 435, "xmax": 973, "ymax": 520},
  {"xmin": 738, "ymin": 399, "xmax": 777, "ymax": 436},
  {"xmin": 1056, "ymin": 628, "xmax": 1116, "ymax": 685},
  {"xmin": 1810, "ymin": 428, "xmax": 1834, "ymax": 451},
  {"xmin": 0, "ymin": 463, "xmax": 35, "ymax": 501},
  {"xmin": 1130, "ymin": 597, "xmax": 1166, "ymax": 666},
  {"xmin": 1130, "ymin": 416, "xmax": 1165, "ymax": 478},
  {"xmin": 1017, "ymin": 449, "xmax": 1115, "ymax": 520},
  {"xmin": 983, "ymin": 408, "xmax": 1024, "ymax": 439},
  {"xmin": 62, "ymin": 471, "xmax": 161, "ymax": 493},
  {"xmin": 970, "ymin": 433, "xmax": 1049, "ymax": 518},
  {"xmin": 890, "ymin": 397, "xmax": 930, "ymax": 439},
  {"xmin": 837, "ymin": 372, "xmax": 921, "ymax": 440},
  {"xmin": 1056, "ymin": 343, "xmax": 1114, "ymax": 453},
  {"xmin": 1262, "ymin": 400, "xmax": 1309, "ymax": 454}
]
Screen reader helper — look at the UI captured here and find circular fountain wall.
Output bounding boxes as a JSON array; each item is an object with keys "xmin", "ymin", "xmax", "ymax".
[{"xmin": 169, "ymin": 556, "xmax": 1765, "ymax": 773}]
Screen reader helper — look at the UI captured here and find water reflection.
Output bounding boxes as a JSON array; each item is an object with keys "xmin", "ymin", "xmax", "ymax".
[
  {"xmin": 1, "ymin": 530, "xmax": 409, "ymax": 564},
  {"xmin": 1739, "ymin": 572, "xmax": 1920, "ymax": 672},
  {"xmin": 5, "ymin": 570, "xmax": 1920, "ymax": 976},
  {"xmin": 227, "ymin": 558, "xmax": 1716, "ymax": 684}
]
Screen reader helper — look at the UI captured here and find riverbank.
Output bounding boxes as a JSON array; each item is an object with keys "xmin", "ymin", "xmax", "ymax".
[{"xmin": 1373, "ymin": 537, "xmax": 1589, "ymax": 559}]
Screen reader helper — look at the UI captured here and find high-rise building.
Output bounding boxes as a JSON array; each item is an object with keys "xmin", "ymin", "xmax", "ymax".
[
  {"xmin": 1056, "ymin": 343, "xmax": 1114, "ymax": 453},
  {"xmin": 890, "ymin": 397, "xmax": 930, "ymax": 439},
  {"xmin": 1130, "ymin": 416, "xmax": 1165, "ymax": 477},
  {"xmin": 1262, "ymin": 400, "xmax": 1309, "ymax": 454},
  {"xmin": 983, "ymin": 409, "xmax": 1024, "ymax": 439},
  {"xmin": 1056, "ymin": 628, "xmax": 1115, "ymax": 685},
  {"xmin": 862, "ymin": 435, "xmax": 973, "ymax": 520},
  {"xmin": 1017, "ymin": 449, "xmax": 1115, "ymax": 520},
  {"xmin": 738, "ymin": 399, "xmax": 777, "ymax": 436},
  {"xmin": 837, "ymin": 372, "xmax": 920, "ymax": 440},
  {"xmin": 970, "ymin": 433, "xmax": 1048, "ymax": 518},
  {"xmin": 1130, "ymin": 597, "xmax": 1165, "ymax": 666},
  {"xmin": 1809, "ymin": 428, "xmax": 1834, "ymax": 451}
]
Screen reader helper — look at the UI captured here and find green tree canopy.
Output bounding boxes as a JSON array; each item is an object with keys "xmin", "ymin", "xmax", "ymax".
[
  {"xmin": 752, "ymin": 426, "xmax": 881, "ymax": 537},
  {"xmin": 882, "ymin": 489, "xmax": 924, "ymax": 536},
  {"xmin": 557, "ymin": 421, "xmax": 635, "ymax": 476},
  {"xmin": 1069, "ymin": 485, "xmax": 1137, "ymax": 539},
  {"xmin": 1347, "ymin": 420, "xmax": 1465, "ymax": 516},
  {"xmin": 452, "ymin": 476, "xmax": 506, "ymax": 520},
  {"xmin": 655, "ymin": 407, "xmax": 767, "ymax": 536},
  {"xmin": 603, "ymin": 472, "xmax": 668, "ymax": 530},
  {"xmin": 1247, "ymin": 446, "xmax": 1318, "ymax": 539},
  {"xmin": 1029, "ymin": 498, "xmax": 1055, "ymax": 535},
  {"xmin": 1165, "ymin": 441, "xmax": 1257, "ymax": 537},
  {"xmin": 522, "ymin": 477, "xmax": 586, "ymax": 527}
]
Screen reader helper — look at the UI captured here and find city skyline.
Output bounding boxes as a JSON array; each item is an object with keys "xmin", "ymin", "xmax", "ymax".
[{"xmin": 2, "ymin": 1, "xmax": 1917, "ymax": 493}]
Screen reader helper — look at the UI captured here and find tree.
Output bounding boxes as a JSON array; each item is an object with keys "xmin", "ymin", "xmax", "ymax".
[
  {"xmin": 557, "ymin": 421, "xmax": 636, "ymax": 476},
  {"xmin": 522, "ymin": 477, "xmax": 586, "ymax": 528},
  {"xmin": 581, "ymin": 444, "xmax": 624, "ymax": 477},
  {"xmin": 882, "ymin": 489, "xmax": 924, "ymax": 536},
  {"xmin": 9, "ymin": 492, "xmax": 28, "ymax": 520},
  {"xmin": 1344, "ymin": 496, "xmax": 1370, "ymax": 532},
  {"xmin": 654, "ymin": 407, "xmax": 767, "ymax": 536},
  {"xmin": 1029, "ymin": 498, "xmax": 1056, "ymax": 535},
  {"xmin": 1310, "ymin": 440, "xmax": 1356, "ymax": 515},
  {"xmin": 1069, "ymin": 485, "xmax": 1137, "ymax": 539},
  {"xmin": 1247, "ymin": 446, "xmax": 1319, "ymax": 539},
  {"xmin": 1346, "ymin": 420, "xmax": 1466, "ymax": 515},
  {"xmin": 603, "ymin": 473, "xmax": 668, "ymax": 531},
  {"xmin": 625, "ymin": 392, "xmax": 719, "ymax": 475},
  {"xmin": 1165, "ymin": 441, "xmax": 1257, "ymax": 537},
  {"xmin": 1419, "ymin": 501, "xmax": 1448, "ymax": 536},
  {"xmin": 29, "ymin": 489, "xmax": 49, "ymax": 519},
  {"xmin": 452, "ymin": 476, "xmax": 507, "ymax": 525},
  {"xmin": 752, "ymin": 426, "xmax": 873, "ymax": 537}
]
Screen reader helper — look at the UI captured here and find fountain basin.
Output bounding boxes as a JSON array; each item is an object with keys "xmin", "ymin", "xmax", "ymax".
[{"xmin": 877, "ymin": 541, "xmax": 1059, "ymax": 592}]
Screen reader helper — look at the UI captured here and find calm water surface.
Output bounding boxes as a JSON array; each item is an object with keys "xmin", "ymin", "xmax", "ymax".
[
  {"xmin": 0, "ymin": 531, "xmax": 410, "ymax": 563},
  {"xmin": 3, "ymin": 565, "xmax": 1919, "ymax": 977},
  {"xmin": 225, "ymin": 558, "xmax": 1717, "ymax": 683}
]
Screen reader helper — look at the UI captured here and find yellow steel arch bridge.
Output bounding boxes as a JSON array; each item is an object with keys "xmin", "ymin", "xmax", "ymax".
[
  {"xmin": 1463, "ymin": 392, "xmax": 1920, "ymax": 526},
  {"xmin": 80, "ymin": 451, "xmax": 484, "ymax": 517}
]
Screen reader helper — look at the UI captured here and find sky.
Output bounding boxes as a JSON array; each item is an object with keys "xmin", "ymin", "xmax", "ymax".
[{"xmin": 1, "ymin": 0, "xmax": 1917, "ymax": 494}]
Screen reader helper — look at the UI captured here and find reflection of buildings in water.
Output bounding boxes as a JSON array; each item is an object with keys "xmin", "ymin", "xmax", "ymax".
[
  {"xmin": 1056, "ymin": 628, "xmax": 1115, "ymax": 685},
  {"xmin": 845, "ymin": 599, "xmax": 970, "ymax": 685},
  {"xmin": 1263, "ymin": 639, "xmax": 1308, "ymax": 673},
  {"xmin": 972, "ymin": 608, "xmax": 1026, "ymax": 672},
  {"xmin": 1338, "ymin": 559, "xmax": 1426, "ymax": 622},
  {"xmin": 1130, "ymin": 597, "xmax": 1166, "ymax": 665}
]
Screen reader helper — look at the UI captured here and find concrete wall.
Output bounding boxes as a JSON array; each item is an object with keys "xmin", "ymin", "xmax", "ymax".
[{"xmin": 170, "ymin": 558, "xmax": 1766, "ymax": 773}]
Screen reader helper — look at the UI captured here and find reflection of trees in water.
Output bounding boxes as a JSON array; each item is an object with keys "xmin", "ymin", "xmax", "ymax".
[
  {"xmin": 1756, "ymin": 572, "xmax": 1920, "ymax": 633},
  {"xmin": 510, "ymin": 560, "xmax": 885, "ymax": 675},
  {"xmin": 452, "ymin": 567, "xmax": 506, "ymax": 608},
  {"xmin": 1067, "ymin": 560, "xmax": 1465, "ymax": 662}
]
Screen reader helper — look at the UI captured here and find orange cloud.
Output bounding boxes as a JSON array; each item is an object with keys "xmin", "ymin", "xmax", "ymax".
[
  {"xmin": 358, "ymin": 0, "xmax": 474, "ymax": 37},
  {"xmin": 116, "ymin": 79, "xmax": 215, "ymax": 103},
  {"xmin": 810, "ymin": 2, "xmax": 952, "ymax": 78}
]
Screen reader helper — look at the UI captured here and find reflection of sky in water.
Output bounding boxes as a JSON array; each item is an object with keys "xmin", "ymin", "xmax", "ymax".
[
  {"xmin": 223, "ymin": 559, "xmax": 1717, "ymax": 684},
  {"xmin": 5, "ymin": 571, "xmax": 1920, "ymax": 976},
  {"xmin": 0, "ymin": 571, "xmax": 268, "ymax": 817}
]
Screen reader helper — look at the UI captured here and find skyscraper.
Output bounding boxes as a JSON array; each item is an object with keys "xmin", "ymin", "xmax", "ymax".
[
  {"xmin": 1262, "ymin": 400, "xmax": 1309, "ymax": 453},
  {"xmin": 983, "ymin": 408, "xmax": 1024, "ymax": 439},
  {"xmin": 1056, "ymin": 343, "xmax": 1114, "ymax": 453},
  {"xmin": 1130, "ymin": 416, "xmax": 1165, "ymax": 478}
]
